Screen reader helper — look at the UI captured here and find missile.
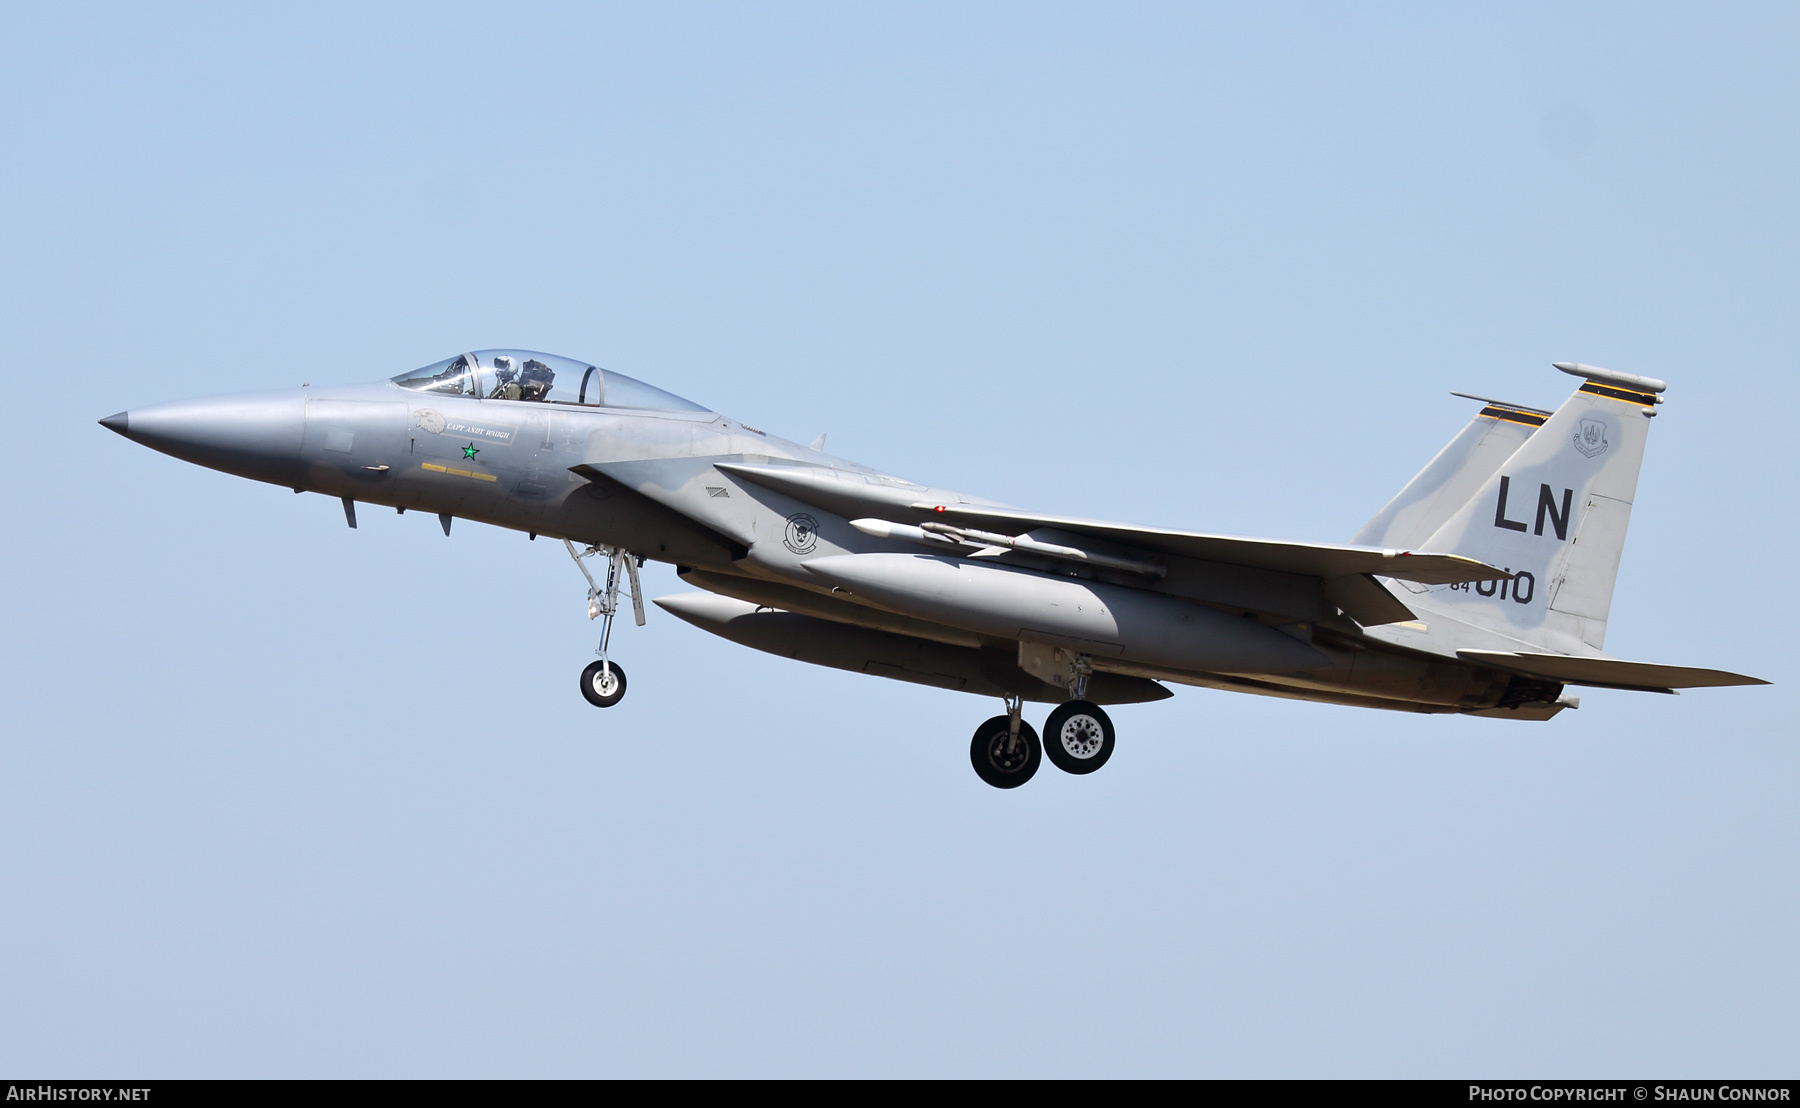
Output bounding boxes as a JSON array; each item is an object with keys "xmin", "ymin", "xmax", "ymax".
[
  {"xmin": 849, "ymin": 517, "xmax": 963, "ymax": 549},
  {"xmin": 850, "ymin": 517, "xmax": 1166, "ymax": 578},
  {"xmin": 800, "ymin": 553, "xmax": 1327, "ymax": 676},
  {"xmin": 652, "ymin": 592, "xmax": 1170, "ymax": 704}
]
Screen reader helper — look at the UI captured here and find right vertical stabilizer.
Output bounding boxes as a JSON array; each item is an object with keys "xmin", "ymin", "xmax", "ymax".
[{"xmin": 1353, "ymin": 396, "xmax": 1549, "ymax": 550}]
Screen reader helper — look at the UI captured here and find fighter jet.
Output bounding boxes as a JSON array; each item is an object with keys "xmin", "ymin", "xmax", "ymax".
[{"xmin": 100, "ymin": 353, "xmax": 1766, "ymax": 788}]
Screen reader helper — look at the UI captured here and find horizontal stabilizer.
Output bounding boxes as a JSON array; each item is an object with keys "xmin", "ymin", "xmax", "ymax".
[
  {"xmin": 910, "ymin": 503, "xmax": 1510, "ymax": 586},
  {"xmin": 1457, "ymin": 650, "xmax": 1769, "ymax": 691},
  {"xmin": 1323, "ymin": 574, "xmax": 1417, "ymax": 626}
]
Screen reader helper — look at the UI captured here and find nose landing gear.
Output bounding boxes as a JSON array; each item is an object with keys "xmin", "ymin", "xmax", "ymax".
[
  {"xmin": 580, "ymin": 659, "xmax": 627, "ymax": 707},
  {"xmin": 566, "ymin": 539, "xmax": 644, "ymax": 708}
]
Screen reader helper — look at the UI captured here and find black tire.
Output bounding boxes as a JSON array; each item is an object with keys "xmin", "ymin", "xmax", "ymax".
[
  {"xmin": 579, "ymin": 660, "xmax": 627, "ymax": 708},
  {"xmin": 1042, "ymin": 700, "xmax": 1115, "ymax": 775},
  {"xmin": 969, "ymin": 715, "xmax": 1041, "ymax": 789}
]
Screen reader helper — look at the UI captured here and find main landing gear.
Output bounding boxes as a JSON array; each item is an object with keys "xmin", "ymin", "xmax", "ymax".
[
  {"xmin": 968, "ymin": 698, "xmax": 1117, "ymax": 788},
  {"xmin": 566, "ymin": 539, "xmax": 644, "ymax": 709},
  {"xmin": 970, "ymin": 697, "xmax": 1041, "ymax": 789},
  {"xmin": 1043, "ymin": 701, "xmax": 1116, "ymax": 775},
  {"xmin": 969, "ymin": 655, "xmax": 1117, "ymax": 788}
]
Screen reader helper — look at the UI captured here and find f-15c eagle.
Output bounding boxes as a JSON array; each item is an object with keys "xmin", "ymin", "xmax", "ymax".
[{"xmin": 101, "ymin": 355, "xmax": 1766, "ymax": 788}]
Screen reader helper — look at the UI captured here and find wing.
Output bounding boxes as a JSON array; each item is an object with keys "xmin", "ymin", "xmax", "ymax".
[
  {"xmin": 711, "ymin": 462, "xmax": 1507, "ymax": 585},
  {"xmin": 907, "ymin": 502, "xmax": 1510, "ymax": 586},
  {"xmin": 689, "ymin": 461, "xmax": 1508, "ymax": 627}
]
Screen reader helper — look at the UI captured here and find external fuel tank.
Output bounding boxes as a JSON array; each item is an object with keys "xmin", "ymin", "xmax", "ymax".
[{"xmin": 800, "ymin": 553, "xmax": 1327, "ymax": 676}]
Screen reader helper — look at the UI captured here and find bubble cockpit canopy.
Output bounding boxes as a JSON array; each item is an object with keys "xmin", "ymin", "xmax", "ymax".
[{"xmin": 390, "ymin": 350, "xmax": 709, "ymax": 413}]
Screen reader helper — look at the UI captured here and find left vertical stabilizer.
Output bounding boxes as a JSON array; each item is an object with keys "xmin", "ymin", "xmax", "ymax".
[{"xmin": 1407, "ymin": 366, "xmax": 1664, "ymax": 653}]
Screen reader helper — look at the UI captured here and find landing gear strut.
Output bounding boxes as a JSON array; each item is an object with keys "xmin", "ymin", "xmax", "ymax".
[
  {"xmin": 969, "ymin": 695, "xmax": 1041, "ymax": 789},
  {"xmin": 566, "ymin": 539, "xmax": 643, "ymax": 708}
]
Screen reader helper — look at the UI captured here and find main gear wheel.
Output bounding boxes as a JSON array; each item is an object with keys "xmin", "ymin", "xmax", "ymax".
[{"xmin": 1042, "ymin": 700, "xmax": 1115, "ymax": 774}]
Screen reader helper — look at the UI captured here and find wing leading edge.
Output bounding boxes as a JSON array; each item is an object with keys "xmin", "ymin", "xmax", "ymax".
[{"xmin": 908, "ymin": 502, "xmax": 1510, "ymax": 586}]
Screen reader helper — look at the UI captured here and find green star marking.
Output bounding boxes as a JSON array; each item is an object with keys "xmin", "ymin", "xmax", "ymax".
[{"xmin": 462, "ymin": 444, "xmax": 479, "ymax": 459}]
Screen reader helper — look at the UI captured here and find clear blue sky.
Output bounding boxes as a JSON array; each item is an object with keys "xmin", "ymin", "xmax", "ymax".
[{"xmin": 2, "ymin": 2, "xmax": 1794, "ymax": 1077}]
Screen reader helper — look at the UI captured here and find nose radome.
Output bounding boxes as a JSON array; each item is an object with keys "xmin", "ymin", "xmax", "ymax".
[{"xmin": 108, "ymin": 390, "xmax": 308, "ymax": 486}]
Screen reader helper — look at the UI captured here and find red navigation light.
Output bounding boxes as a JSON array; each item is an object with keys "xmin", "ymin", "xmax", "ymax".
[{"xmin": 934, "ymin": 505, "xmax": 947, "ymax": 513}]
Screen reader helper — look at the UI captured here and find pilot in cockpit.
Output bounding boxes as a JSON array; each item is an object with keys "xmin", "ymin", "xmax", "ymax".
[
  {"xmin": 488, "ymin": 355, "xmax": 521, "ymax": 400},
  {"xmin": 519, "ymin": 358, "xmax": 555, "ymax": 402}
]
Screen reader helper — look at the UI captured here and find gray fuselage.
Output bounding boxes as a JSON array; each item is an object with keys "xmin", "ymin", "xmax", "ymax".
[{"xmin": 104, "ymin": 373, "xmax": 1558, "ymax": 716}]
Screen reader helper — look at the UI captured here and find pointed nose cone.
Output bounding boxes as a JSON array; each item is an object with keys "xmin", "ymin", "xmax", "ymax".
[{"xmin": 107, "ymin": 390, "xmax": 308, "ymax": 485}]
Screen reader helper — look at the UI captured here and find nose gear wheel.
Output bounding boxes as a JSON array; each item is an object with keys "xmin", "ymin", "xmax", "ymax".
[
  {"xmin": 566, "ymin": 540, "xmax": 644, "ymax": 708},
  {"xmin": 580, "ymin": 660, "xmax": 628, "ymax": 708}
]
